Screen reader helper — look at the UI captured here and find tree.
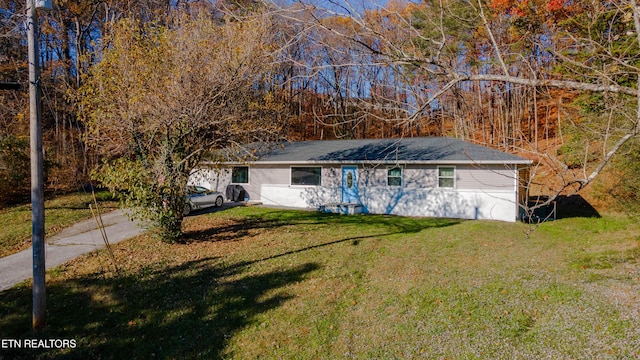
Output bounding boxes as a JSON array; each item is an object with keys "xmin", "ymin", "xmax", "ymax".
[
  {"xmin": 76, "ymin": 9, "xmax": 287, "ymax": 242},
  {"xmin": 275, "ymin": 0, "xmax": 640, "ymax": 216},
  {"xmin": 0, "ymin": 135, "xmax": 29, "ymax": 205}
]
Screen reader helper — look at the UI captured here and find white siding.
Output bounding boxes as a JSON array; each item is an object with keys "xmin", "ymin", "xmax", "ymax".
[
  {"xmin": 456, "ymin": 164, "xmax": 516, "ymax": 190},
  {"xmin": 257, "ymin": 184, "xmax": 518, "ymax": 222},
  {"xmin": 187, "ymin": 168, "xmax": 230, "ymax": 192},
  {"xmin": 190, "ymin": 163, "xmax": 521, "ymax": 222}
]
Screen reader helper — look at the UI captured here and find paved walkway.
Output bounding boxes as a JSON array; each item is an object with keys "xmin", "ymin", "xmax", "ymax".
[{"xmin": 0, "ymin": 209, "xmax": 145, "ymax": 292}]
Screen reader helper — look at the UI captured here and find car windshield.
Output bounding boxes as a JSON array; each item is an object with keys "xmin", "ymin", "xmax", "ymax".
[{"xmin": 187, "ymin": 186, "xmax": 208, "ymax": 194}]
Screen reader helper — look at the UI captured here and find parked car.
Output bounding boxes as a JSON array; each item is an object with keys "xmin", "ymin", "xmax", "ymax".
[{"xmin": 184, "ymin": 185, "xmax": 224, "ymax": 215}]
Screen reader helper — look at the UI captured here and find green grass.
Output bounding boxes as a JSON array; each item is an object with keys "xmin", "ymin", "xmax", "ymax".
[
  {"xmin": 1, "ymin": 207, "xmax": 639, "ymax": 359},
  {"xmin": 0, "ymin": 191, "xmax": 117, "ymax": 258}
]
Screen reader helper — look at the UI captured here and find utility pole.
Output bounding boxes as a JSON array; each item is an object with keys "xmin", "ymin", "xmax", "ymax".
[{"xmin": 27, "ymin": 0, "xmax": 49, "ymax": 331}]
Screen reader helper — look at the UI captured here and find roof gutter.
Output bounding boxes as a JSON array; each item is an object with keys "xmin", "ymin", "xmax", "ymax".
[{"xmin": 202, "ymin": 159, "xmax": 534, "ymax": 166}]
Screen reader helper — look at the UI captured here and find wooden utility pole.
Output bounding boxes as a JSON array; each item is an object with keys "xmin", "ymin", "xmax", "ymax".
[{"xmin": 27, "ymin": 0, "xmax": 45, "ymax": 331}]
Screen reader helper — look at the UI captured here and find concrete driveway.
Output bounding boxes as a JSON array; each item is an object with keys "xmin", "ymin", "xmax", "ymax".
[{"xmin": 0, "ymin": 209, "xmax": 145, "ymax": 292}]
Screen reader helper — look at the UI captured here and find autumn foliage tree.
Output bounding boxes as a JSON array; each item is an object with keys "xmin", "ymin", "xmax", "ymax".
[
  {"xmin": 76, "ymin": 9, "xmax": 287, "ymax": 242},
  {"xmin": 273, "ymin": 0, "xmax": 640, "ymax": 217},
  {"xmin": 5, "ymin": 0, "xmax": 640, "ymax": 219}
]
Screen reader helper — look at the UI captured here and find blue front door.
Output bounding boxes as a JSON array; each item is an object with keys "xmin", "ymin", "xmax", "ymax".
[{"xmin": 342, "ymin": 166, "xmax": 359, "ymax": 203}]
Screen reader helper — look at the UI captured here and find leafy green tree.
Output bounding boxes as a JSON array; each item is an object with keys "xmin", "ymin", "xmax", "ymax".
[{"xmin": 76, "ymin": 10, "xmax": 286, "ymax": 242}]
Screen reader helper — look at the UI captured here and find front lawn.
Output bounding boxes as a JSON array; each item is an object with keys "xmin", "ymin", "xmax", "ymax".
[
  {"xmin": 0, "ymin": 191, "xmax": 117, "ymax": 258},
  {"xmin": 1, "ymin": 207, "xmax": 639, "ymax": 359}
]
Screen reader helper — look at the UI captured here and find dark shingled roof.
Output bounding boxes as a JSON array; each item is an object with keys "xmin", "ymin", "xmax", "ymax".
[{"xmin": 249, "ymin": 137, "xmax": 531, "ymax": 165}]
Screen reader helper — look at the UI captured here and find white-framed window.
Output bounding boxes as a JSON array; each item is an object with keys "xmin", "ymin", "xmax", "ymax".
[
  {"xmin": 291, "ymin": 166, "xmax": 322, "ymax": 186},
  {"xmin": 438, "ymin": 166, "xmax": 455, "ymax": 188},
  {"xmin": 231, "ymin": 166, "xmax": 249, "ymax": 184},
  {"xmin": 387, "ymin": 166, "xmax": 402, "ymax": 186}
]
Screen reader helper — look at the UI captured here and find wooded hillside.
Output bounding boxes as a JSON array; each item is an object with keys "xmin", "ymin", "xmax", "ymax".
[{"xmin": 1, "ymin": 0, "xmax": 639, "ymax": 216}]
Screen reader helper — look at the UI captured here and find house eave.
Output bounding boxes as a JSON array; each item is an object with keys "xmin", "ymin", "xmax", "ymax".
[{"xmin": 202, "ymin": 159, "xmax": 534, "ymax": 166}]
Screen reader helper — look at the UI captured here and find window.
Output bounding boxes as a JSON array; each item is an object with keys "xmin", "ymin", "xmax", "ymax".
[
  {"xmin": 346, "ymin": 172, "xmax": 354, "ymax": 189},
  {"xmin": 387, "ymin": 167, "xmax": 402, "ymax": 186},
  {"xmin": 291, "ymin": 167, "xmax": 322, "ymax": 186},
  {"xmin": 438, "ymin": 166, "xmax": 455, "ymax": 188},
  {"xmin": 231, "ymin": 166, "xmax": 249, "ymax": 184}
]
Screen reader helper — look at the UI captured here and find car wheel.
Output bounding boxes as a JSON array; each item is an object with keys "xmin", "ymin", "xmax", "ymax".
[
  {"xmin": 214, "ymin": 196, "xmax": 224, "ymax": 207},
  {"xmin": 183, "ymin": 203, "xmax": 192, "ymax": 216}
]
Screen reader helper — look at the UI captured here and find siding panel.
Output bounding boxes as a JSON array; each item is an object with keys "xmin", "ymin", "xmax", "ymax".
[
  {"xmin": 456, "ymin": 165, "xmax": 515, "ymax": 190},
  {"xmin": 189, "ymin": 162, "xmax": 522, "ymax": 222}
]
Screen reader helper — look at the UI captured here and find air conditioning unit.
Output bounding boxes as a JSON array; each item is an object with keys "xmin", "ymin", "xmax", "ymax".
[{"xmin": 36, "ymin": 0, "xmax": 53, "ymax": 10}]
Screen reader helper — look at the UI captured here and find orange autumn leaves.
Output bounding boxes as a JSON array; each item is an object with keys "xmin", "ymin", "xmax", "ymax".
[{"xmin": 489, "ymin": 0, "xmax": 566, "ymax": 16}]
